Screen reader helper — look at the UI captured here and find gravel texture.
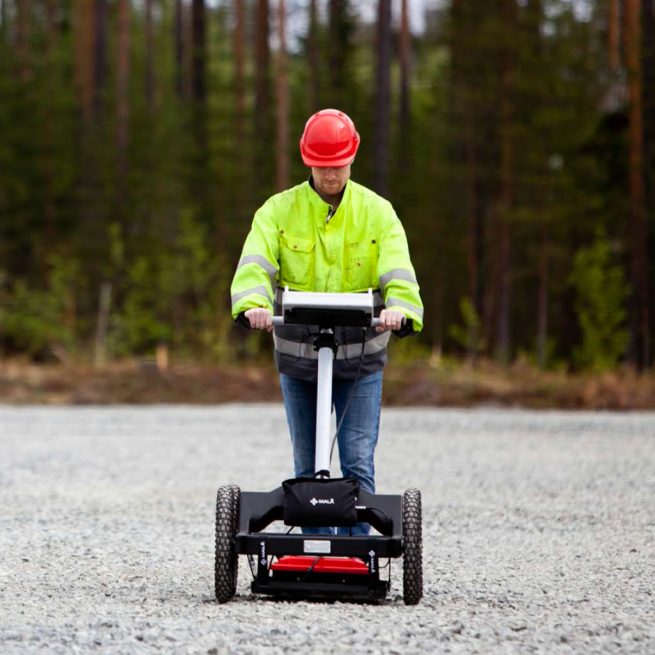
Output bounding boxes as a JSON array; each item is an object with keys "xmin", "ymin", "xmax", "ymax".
[{"xmin": 1, "ymin": 405, "xmax": 654, "ymax": 654}]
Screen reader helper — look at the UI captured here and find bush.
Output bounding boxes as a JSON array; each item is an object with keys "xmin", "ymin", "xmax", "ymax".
[
  {"xmin": 0, "ymin": 256, "xmax": 78, "ymax": 358},
  {"xmin": 111, "ymin": 211, "xmax": 230, "ymax": 358},
  {"xmin": 448, "ymin": 297, "xmax": 486, "ymax": 362},
  {"xmin": 569, "ymin": 231, "xmax": 628, "ymax": 372}
]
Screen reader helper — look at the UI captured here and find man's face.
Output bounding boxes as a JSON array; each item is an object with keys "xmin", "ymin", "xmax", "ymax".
[{"xmin": 311, "ymin": 164, "xmax": 351, "ymax": 197}]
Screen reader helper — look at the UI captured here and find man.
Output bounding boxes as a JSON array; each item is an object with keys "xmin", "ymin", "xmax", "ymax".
[{"xmin": 230, "ymin": 109, "xmax": 423, "ymax": 533}]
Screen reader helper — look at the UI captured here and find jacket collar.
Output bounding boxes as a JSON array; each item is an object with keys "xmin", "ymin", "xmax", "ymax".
[{"xmin": 307, "ymin": 175, "xmax": 351, "ymax": 217}]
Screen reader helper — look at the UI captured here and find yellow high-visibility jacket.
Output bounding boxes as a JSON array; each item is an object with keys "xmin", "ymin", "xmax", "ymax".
[{"xmin": 230, "ymin": 178, "xmax": 423, "ymax": 380}]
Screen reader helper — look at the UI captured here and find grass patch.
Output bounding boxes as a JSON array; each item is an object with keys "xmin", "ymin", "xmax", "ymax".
[{"xmin": 1, "ymin": 357, "xmax": 654, "ymax": 409}]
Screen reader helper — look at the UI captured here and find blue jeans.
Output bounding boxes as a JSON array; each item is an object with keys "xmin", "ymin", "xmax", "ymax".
[{"xmin": 279, "ymin": 371, "xmax": 383, "ymax": 536}]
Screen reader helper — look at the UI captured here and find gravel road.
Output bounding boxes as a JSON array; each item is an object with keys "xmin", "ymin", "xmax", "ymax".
[{"xmin": 1, "ymin": 405, "xmax": 654, "ymax": 654}]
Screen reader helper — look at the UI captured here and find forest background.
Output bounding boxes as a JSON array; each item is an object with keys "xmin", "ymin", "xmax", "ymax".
[{"xmin": 1, "ymin": 0, "xmax": 654, "ymax": 406}]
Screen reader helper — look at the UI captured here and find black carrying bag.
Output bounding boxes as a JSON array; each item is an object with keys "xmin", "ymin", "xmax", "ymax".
[{"xmin": 282, "ymin": 477, "xmax": 360, "ymax": 527}]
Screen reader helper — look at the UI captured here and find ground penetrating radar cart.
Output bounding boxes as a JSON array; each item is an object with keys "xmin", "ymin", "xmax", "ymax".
[{"xmin": 214, "ymin": 289, "xmax": 422, "ymax": 604}]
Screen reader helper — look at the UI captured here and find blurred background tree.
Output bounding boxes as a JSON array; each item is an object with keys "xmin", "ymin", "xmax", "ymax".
[{"xmin": 0, "ymin": 0, "xmax": 652, "ymax": 372}]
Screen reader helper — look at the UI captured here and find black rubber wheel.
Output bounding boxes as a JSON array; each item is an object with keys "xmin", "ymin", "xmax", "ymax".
[
  {"xmin": 402, "ymin": 487, "xmax": 423, "ymax": 605},
  {"xmin": 214, "ymin": 484, "xmax": 240, "ymax": 603}
]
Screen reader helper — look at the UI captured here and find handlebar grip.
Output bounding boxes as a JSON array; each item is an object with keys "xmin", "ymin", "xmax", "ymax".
[{"xmin": 371, "ymin": 315, "xmax": 406, "ymax": 328}]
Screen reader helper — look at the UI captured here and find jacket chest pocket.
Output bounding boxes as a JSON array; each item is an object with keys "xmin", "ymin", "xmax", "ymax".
[
  {"xmin": 279, "ymin": 234, "xmax": 315, "ymax": 286},
  {"xmin": 345, "ymin": 240, "xmax": 376, "ymax": 291}
]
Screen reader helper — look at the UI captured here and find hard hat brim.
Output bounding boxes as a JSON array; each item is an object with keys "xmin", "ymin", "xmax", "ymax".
[{"xmin": 301, "ymin": 153, "xmax": 356, "ymax": 168}]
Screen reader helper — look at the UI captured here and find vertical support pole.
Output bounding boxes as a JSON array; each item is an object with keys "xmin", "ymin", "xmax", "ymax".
[{"xmin": 314, "ymin": 345, "xmax": 334, "ymax": 475}]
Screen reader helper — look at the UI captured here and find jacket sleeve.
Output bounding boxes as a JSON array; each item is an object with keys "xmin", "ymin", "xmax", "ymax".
[
  {"xmin": 230, "ymin": 200, "xmax": 280, "ymax": 319},
  {"xmin": 376, "ymin": 205, "xmax": 424, "ymax": 332}
]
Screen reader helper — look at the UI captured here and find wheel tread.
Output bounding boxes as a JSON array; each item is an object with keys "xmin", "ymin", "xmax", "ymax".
[
  {"xmin": 402, "ymin": 487, "xmax": 423, "ymax": 605},
  {"xmin": 215, "ymin": 483, "xmax": 240, "ymax": 603}
]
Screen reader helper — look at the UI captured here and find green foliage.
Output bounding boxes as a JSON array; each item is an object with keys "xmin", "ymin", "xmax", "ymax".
[
  {"xmin": 569, "ymin": 231, "xmax": 629, "ymax": 372},
  {"xmin": 0, "ymin": 1, "xmax": 651, "ymax": 369},
  {"xmin": 114, "ymin": 255, "xmax": 173, "ymax": 354},
  {"xmin": 448, "ymin": 297, "xmax": 486, "ymax": 359},
  {"xmin": 387, "ymin": 331, "xmax": 432, "ymax": 365},
  {"xmin": 111, "ymin": 211, "xmax": 226, "ymax": 358},
  {"xmin": 0, "ymin": 256, "xmax": 79, "ymax": 357}
]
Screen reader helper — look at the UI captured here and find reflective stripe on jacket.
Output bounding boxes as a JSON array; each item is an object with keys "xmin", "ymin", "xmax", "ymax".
[{"xmin": 230, "ymin": 178, "xmax": 423, "ymax": 380}]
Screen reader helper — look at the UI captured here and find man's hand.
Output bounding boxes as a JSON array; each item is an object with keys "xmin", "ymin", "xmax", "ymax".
[
  {"xmin": 245, "ymin": 307, "xmax": 273, "ymax": 332},
  {"xmin": 375, "ymin": 309, "xmax": 405, "ymax": 333}
]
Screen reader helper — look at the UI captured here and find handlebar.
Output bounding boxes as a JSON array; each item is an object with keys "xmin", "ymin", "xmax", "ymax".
[
  {"xmin": 271, "ymin": 316, "xmax": 397, "ymax": 328},
  {"xmin": 254, "ymin": 289, "xmax": 408, "ymax": 330}
]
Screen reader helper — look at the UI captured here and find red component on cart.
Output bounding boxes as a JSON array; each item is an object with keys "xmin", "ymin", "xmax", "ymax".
[{"xmin": 271, "ymin": 556, "xmax": 369, "ymax": 575}]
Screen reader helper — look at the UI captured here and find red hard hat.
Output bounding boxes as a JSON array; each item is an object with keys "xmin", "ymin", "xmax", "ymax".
[{"xmin": 299, "ymin": 109, "xmax": 360, "ymax": 167}]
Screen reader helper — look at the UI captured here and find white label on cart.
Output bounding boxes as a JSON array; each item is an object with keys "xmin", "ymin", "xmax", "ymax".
[{"xmin": 304, "ymin": 540, "xmax": 331, "ymax": 554}]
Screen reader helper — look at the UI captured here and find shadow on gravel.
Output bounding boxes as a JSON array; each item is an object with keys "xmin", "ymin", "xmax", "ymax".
[{"xmin": 199, "ymin": 593, "xmax": 402, "ymax": 606}]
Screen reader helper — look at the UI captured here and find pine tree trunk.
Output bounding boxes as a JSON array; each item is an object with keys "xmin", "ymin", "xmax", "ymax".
[
  {"xmin": 624, "ymin": 0, "xmax": 650, "ymax": 367},
  {"xmin": 374, "ymin": 0, "xmax": 391, "ymax": 196},
  {"xmin": 398, "ymin": 0, "xmax": 411, "ymax": 175},
  {"xmin": 465, "ymin": 118, "xmax": 482, "ymax": 331},
  {"xmin": 74, "ymin": 0, "xmax": 108, "ymax": 280},
  {"xmin": 1, "ymin": 0, "xmax": 7, "ymax": 42},
  {"xmin": 144, "ymin": 0, "xmax": 155, "ymax": 110},
  {"xmin": 527, "ymin": 0, "xmax": 550, "ymax": 368},
  {"xmin": 275, "ymin": 0, "xmax": 289, "ymax": 191},
  {"xmin": 254, "ymin": 0, "xmax": 271, "ymax": 183},
  {"xmin": 44, "ymin": 0, "xmax": 59, "ymax": 54},
  {"xmin": 643, "ymin": 0, "xmax": 655, "ymax": 301},
  {"xmin": 608, "ymin": 0, "xmax": 621, "ymax": 70},
  {"xmin": 191, "ymin": 0, "xmax": 206, "ymax": 104},
  {"xmin": 399, "ymin": 0, "xmax": 411, "ymax": 135},
  {"xmin": 43, "ymin": 0, "xmax": 59, "ymax": 244},
  {"xmin": 74, "ymin": 0, "xmax": 94, "ymax": 121},
  {"xmin": 328, "ymin": 0, "xmax": 349, "ymax": 106},
  {"xmin": 255, "ymin": 0, "xmax": 270, "ymax": 119},
  {"xmin": 174, "ymin": 0, "xmax": 184, "ymax": 98},
  {"xmin": 74, "ymin": 0, "xmax": 95, "ymax": 122},
  {"xmin": 189, "ymin": 0, "xmax": 211, "ymax": 231},
  {"xmin": 231, "ymin": 0, "xmax": 246, "ymax": 221},
  {"xmin": 451, "ymin": 0, "xmax": 485, "ymax": 351},
  {"xmin": 182, "ymin": 2, "xmax": 193, "ymax": 99},
  {"xmin": 233, "ymin": 0, "xmax": 245, "ymax": 137},
  {"xmin": 15, "ymin": 0, "xmax": 31, "ymax": 82},
  {"xmin": 307, "ymin": 0, "xmax": 321, "ymax": 111},
  {"xmin": 492, "ymin": 0, "xmax": 516, "ymax": 364},
  {"xmin": 93, "ymin": 0, "xmax": 108, "ymax": 119},
  {"xmin": 116, "ymin": 0, "xmax": 130, "ymax": 190}
]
